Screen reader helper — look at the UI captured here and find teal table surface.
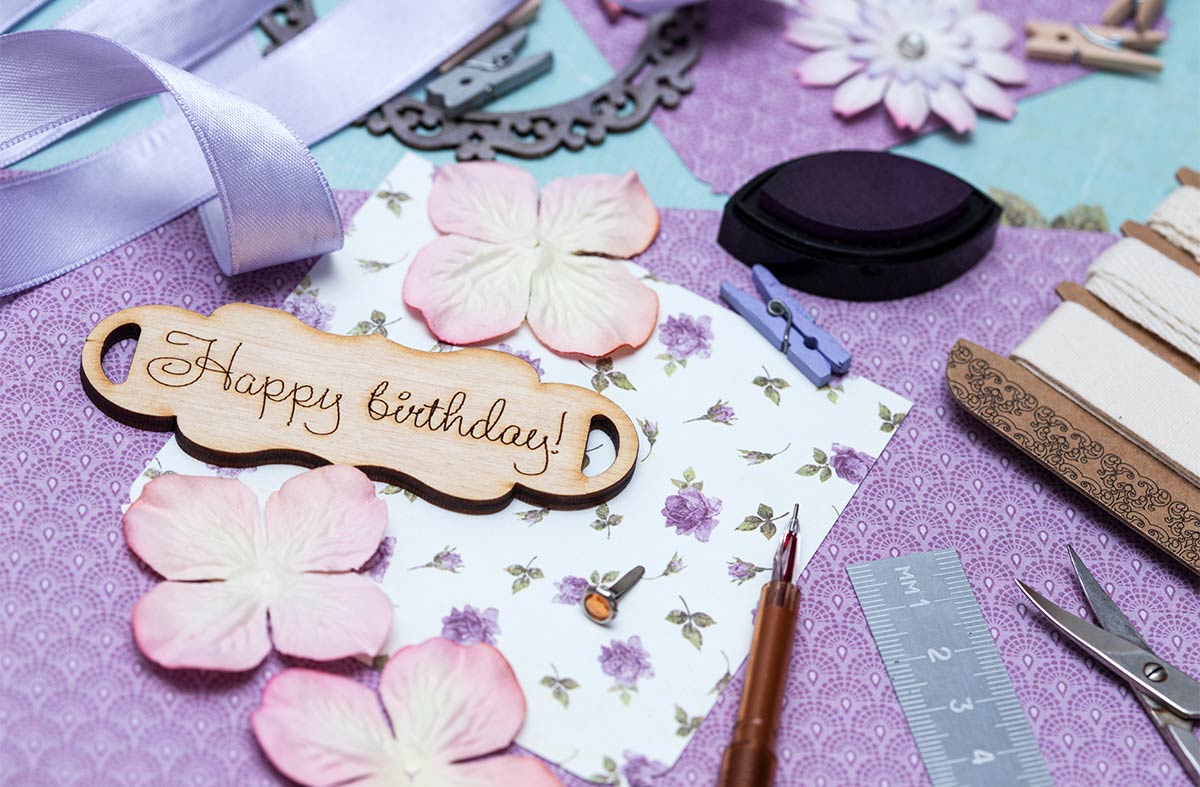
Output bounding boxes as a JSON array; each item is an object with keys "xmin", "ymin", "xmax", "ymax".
[{"xmin": 15, "ymin": 0, "xmax": 1200, "ymax": 223}]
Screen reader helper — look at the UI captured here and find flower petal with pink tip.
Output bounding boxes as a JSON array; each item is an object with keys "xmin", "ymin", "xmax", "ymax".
[
  {"xmin": 959, "ymin": 11, "xmax": 1013, "ymax": 49},
  {"xmin": 403, "ymin": 235, "xmax": 538, "ymax": 346},
  {"xmin": 428, "ymin": 162, "xmax": 538, "ymax": 245},
  {"xmin": 537, "ymin": 172, "xmax": 659, "ymax": 258},
  {"xmin": 884, "ymin": 77, "xmax": 930, "ymax": 131},
  {"xmin": 449, "ymin": 756, "xmax": 562, "ymax": 786},
  {"xmin": 928, "ymin": 81, "xmax": 976, "ymax": 133},
  {"xmin": 526, "ymin": 254, "xmax": 659, "ymax": 357},
  {"xmin": 797, "ymin": 48, "xmax": 865, "ymax": 86},
  {"xmin": 269, "ymin": 573, "xmax": 393, "ymax": 662},
  {"xmin": 381, "ymin": 638, "xmax": 526, "ymax": 763},
  {"xmin": 832, "ymin": 71, "xmax": 890, "ymax": 117},
  {"xmin": 962, "ymin": 70, "xmax": 1015, "ymax": 119},
  {"xmin": 124, "ymin": 474, "xmax": 260, "ymax": 580},
  {"xmin": 132, "ymin": 578, "xmax": 270, "ymax": 671},
  {"xmin": 975, "ymin": 50, "xmax": 1027, "ymax": 85},
  {"xmin": 253, "ymin": 669, "xmax": 394, "ymax": 787},
  {"xmin": 785, "ymin": 17, "xmax": 850, "ymax": 49},
  {"xmin": 264, "ymin": 465, "xmax": 387, "ymax": 572}
]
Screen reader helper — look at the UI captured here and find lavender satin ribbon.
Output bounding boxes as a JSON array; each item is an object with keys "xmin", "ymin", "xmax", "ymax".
[
  {"xmin": 1, "ymin": 0, "xmax": 282, "ymax": 166},
  {"xmin": 0, "ymin": 0, "xmax": 47, "ymax": 33},
  {"xmin": 0, "ymin": 0, "xmax": 520, "ymax": 294},
  {"xmin": 0, "ymin": 30, "xmax": 342, "ymax": 293}
]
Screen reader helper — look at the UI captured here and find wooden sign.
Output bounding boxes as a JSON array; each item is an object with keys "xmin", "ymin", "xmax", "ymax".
[{"xmin": 81, "ymin": 303, "xmax": 638, "ymax": 513}]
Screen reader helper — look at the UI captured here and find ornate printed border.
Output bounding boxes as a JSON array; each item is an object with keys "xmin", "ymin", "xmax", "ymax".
[{"xmin": 947, "ymin": 340, "xmax": 1200, "ymax": 575}]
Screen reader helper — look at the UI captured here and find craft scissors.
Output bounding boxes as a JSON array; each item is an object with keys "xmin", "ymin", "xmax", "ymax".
[
  {"xmin": 1016, "ymin": 546, "xmax": 1200, "ymax": 784},
  {"xmin": 719, "ymin": 265, "xmax": 851, "ymax": 386}
]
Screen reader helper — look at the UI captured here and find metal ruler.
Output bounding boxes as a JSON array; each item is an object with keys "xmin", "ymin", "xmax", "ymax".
[{"xmin": 847, "ymin": 549, "xmax": 1053, "ymax": 787}]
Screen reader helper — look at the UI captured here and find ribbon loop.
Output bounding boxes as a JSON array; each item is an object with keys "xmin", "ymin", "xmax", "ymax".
[{"xmin": 0, "ymin": 29, "xmax": 342, "ymax": 291}]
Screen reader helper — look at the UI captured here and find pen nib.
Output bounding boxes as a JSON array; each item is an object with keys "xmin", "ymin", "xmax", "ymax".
[{"xmin": 772, "ymin": 504, "xmax": 801, "ymax": 583}]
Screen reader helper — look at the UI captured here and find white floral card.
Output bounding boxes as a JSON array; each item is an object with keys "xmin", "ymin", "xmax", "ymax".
[{"xmin": 130, "ymin": 154, "xmax": 911, "ymax": 781}]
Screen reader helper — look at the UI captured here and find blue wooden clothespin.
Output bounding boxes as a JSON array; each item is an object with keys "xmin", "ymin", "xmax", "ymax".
[{"xmin": 719, "ymin": 265, "xmax": 851, "ymax": 386}]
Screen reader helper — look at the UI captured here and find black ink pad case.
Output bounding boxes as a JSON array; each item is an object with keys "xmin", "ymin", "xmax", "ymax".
[{"xmin": 717, "ymin": 150, "xmax": 1001, "ymax": 301}]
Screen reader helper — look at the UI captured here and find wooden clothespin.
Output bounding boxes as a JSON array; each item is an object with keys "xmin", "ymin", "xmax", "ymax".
[
  {"xmin": 1102, "ymin": 0, "xmax": 1165, "ymax": 33},
  {"xmin": 426, "ymin": 27, "xmax": 552, "ymax": 118},
  {"xmin": 719, "ymin": 265, "xmax": 851, "ymax": 386},
  {"xmin": 1025, "ymin": 21, "xmax": 1164, "ymax": 74}
]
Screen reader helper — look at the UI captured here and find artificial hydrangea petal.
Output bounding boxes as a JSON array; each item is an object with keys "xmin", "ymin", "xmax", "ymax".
[
  {"xmin": 403, "ymin": 235, "xmax": 538, "ymax": 345},
  {"xmin": 381, "ymin": 638, "xmax": 526, "ymax": 764},
  {"xmin": 961, "ymin": 69, "xmax": 1015, "ymax": 119},
  {"xmin": 427, "ymin": 162, "xmax": 538, "ymax": 246},
  {"xmin": 537, "ymin": 172, "xmax": 659, "ymax": 258},
  {"xmin": 269, "ymin": 573, "xmax": 393, "ymax": 662},
  {"xmin": 832, "ymin": 71, "xmax": 890, "ymax": 116},
  {"xmin": 132, "ymin": 578, "xmax": 270, "ymax": 670},
  {"xmin": 439, "ymin": 756, "xmax": 562, "ymax": 786},
  {"xmin": 975, "ymin": 50, "xmax": 1027, "ymax": 85},
  {"xmin": 526, "ymin": 253, "xmax": 659, "ymax": 357},
  {"xmin": 928, "ymin": 81, "xmax": 976, "ymax": 133},
  {"xmin": 253, "ymin": 669, "xmax": 394, "ymax": 787},
  {"xmin": 264, "ymin": 465, "xmax": 387, "ymax": 573},
  {"xmin": 884, "ymin": 77, "xmax": 930, "ymax": 131},
  {"xmin": 124, "ymin": 474, "xmax": 260, "ymax": 581},
  {"xmin": 959, "ymin": 11, "xmax": 1013, "ymax": 49},
  {"xmin": 796, "ymin": 48, "xmax": 865, "ymax": 86}
]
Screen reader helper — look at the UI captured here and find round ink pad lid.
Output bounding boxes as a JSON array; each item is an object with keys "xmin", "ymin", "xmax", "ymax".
[{"xmin": 717, "ymin": 151, "xmax": 1001, "ymax": 301}]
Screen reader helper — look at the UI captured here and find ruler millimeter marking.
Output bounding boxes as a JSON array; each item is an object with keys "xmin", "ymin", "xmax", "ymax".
[{"xmin": 848, "ymin": 550, "xmax": 1053, "ymax": 787}]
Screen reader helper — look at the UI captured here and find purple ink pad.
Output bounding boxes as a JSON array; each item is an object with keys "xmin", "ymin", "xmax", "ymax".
[{"xmin": 718, "ymin": 151, "xmax": 1000, "ymax": 301}]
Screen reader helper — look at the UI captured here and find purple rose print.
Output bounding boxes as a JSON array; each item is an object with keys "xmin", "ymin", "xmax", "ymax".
[
  {"xmin": 440, "ymin": 605, "xmax": 500, "ymax": 646},
  {"xmin": 829, "ymin": 443, "xmax": 876, "ymax": 484},
  {"xmin": 204, "ymin": 463, "xmax": 256, "ymax": 479},
  {"xmin": 662, "ymin": 487, "xmax": 723, "ymax": 543},
  {"xmin": 600, "ymin": 635, "xmax": 654, "ymax": 690},
  {"xmin": 685, "ymin": 399, "xmax": 736, "ymax": 426},
  {"xmin": 497, "ymin": 343, "xmax": 544, "ymax": 379},
  {"xmin": 622, "ymin": 751, "xmax": 668, "ymax": 787},
  {"xmin": 411, "ymin": 546, "xmax": 462, "ymax": 573},
  {"xmin": 553, "ymin": 575, "xmax": 591, "ymax": 606},
  {"xmin": 283, "ymin": 293, "xmax": 335, "ymax": 331},
  {"xmin": 361, "ymin": 536, "xmax": 396, "ymax": 582},
  {"xmin": 658, "ymin": 313, "xmax": 713, "ymax": 360},
  {"xmin": 727, "ymin": 557, "xmax": 768, "ymax": 586}
]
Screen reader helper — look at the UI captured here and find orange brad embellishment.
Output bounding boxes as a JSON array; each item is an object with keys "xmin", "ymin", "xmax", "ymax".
[{"xmin": 581, "ymin": 566, "xmax": 645, "ymax": 626}]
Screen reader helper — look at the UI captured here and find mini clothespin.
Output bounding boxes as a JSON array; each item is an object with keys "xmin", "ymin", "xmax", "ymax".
[
  {"xmin": 426, "ymin": 27, "xmax": 553, "ymax": 118},
  {"xmin": 1102, "ymin": 0, "xmax": 1164, "ymax": 33},
  {"xmin": 1026, "ymin": 21, "xmax": 1164, "ymax": 74},
  {"xmin": 719, "ymin": 265, "xmax": 851, "ymax": 387}
]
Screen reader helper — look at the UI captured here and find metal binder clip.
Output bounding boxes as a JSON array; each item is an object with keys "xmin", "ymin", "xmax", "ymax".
[
  {"xmin": 719, "ymin": 265, "xmax": 852, "ymax": 387},
  {"xmin": 425, "ymin": 28, "xmax": 553, "ymax": 118}
]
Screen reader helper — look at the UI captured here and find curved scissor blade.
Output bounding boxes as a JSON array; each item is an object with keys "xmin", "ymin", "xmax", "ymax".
[
  {"xmin": 1016, "ymin": 580, "xmax": 1200, "ymax": 719},
  {"xmin": 1067, "ymin": 545, "xmax": 1149, "ymax": 649}
]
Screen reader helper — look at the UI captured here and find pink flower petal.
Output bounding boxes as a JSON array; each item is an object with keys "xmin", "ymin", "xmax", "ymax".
[
  {"xmin": 253, "ymin": 669, "xmax": 393, "ymax": 786},
  {"xmin": 428, "ymin": 162, "xmax": 538, "ymax": 245},
  {"xmin": 804, "ymin": 0, "xmax": 862, "ymax": 26},
  {"xmin": 832, "ymin": 71, "xmax": 890, "ymax": 117},
  {"xmin": 269, "ymin": 573, "xmax": 393, "ymax": 662},
  {"xmin": 928, "ymin": 82, "xmax": 976, "ymax": 134},
  {"xmin": 380, "ymin": 638, "xmax": 526, "ymax": 763},
  {"xmin": 884, "ymin": 78, "xmax": 931, "ymax": 131},
  {"xmin": 962, "ymin": 69, "xmax": 1016, "ymax": 119},
  {"xmin": 526, "ymin": 254, "xmax": 659, "ymax": 357},
  {"xmin": 796, "ymin": 49, "xmax": 864, "ymax": 87},
  {"xmin": 403, "ymin": 235, "xmax": 538, "ymax": 346},
  {"xmin": 959, "ymin": 11, "xmax": 1014, "ymax": 49},
  {"xmin": 537, "ymin": 172, "xmax": 659, "ymax": 258},
  {"xmin": 132, "ymin": 578, "xmax": 270, "ymax": 670},
  {"xmin": 975, "ymin": 50, "xmax": 1027, "ymax": 85},
  {"xmin": 124, "ymin": 474, "xmax": 260, "ymax": 581},
  {"xmin": 449, "ymin": 756, "xmax": 563, "ymax": 786},
  {"xmin": 264, "ymin": 465, "xmax": 387, "ymax": 573},
  {"xmin": 784, "ymin": 18, "xmax": 850, "ymax": 49}
]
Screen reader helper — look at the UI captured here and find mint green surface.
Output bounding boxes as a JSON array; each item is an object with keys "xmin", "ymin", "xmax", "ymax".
[{"xmin": 14, "ymin": 0, "xmax": 1200, "ymax": 221}]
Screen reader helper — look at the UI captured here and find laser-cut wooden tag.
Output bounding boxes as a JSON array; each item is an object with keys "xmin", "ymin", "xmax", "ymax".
[{"xmin": 81, "ymin": 303, "xmax": 638, "ymax": 513}]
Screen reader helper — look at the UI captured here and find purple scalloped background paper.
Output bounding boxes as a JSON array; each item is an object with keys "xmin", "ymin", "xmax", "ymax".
[
  {"xmin": 2, "ymin": 193, "xmax": 1197, "ymax": 786},
  {"xmin": 563, "ymin": 0, "xmax": 1092, "ymax": 194}
]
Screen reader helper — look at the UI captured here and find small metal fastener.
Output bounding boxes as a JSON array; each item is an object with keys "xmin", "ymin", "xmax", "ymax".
[
  {"xmin": 1144, "ymin": 662, "xmax": 1168, "ymax": 683},
  {"xmin": 766, "ymin": 299, "xmax": 794, "ymax": 355},
  {"xmin": 582, "ymin": 566, "xmax": 645, "ymax": 626}
]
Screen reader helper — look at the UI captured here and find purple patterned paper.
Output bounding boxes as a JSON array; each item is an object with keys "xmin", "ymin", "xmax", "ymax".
[
  {"xmin": 1, "ymin": 193, "xmax": 1195, "ymax": 786},
  {"xmin": 563, "ymin": 0, "xmax": 1093, "ymax": 193}
]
